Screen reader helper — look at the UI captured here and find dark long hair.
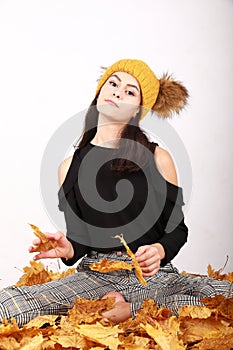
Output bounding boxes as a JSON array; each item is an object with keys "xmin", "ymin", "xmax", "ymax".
[{"xmin": 77, "ymin": 96, "xmax": 153, "ymax": 173}]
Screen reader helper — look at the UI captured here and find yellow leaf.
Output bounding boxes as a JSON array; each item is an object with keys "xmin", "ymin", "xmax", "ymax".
[
  {"xmin": 141, "ymin": 318, "xmax": 186, "ymax": 350},
  {"xmin": 20, "ymin": 334, "xmax": 44, "ymax": 350},
  {"xmin": 24, "ymin": 315, "xmax": 58, "ymax": 329},
  {"xmin": 0, "ymin": 318, "xmax": 19, "ymax": 336},
  {"xmin": 114, "ymin": 234, "xmax": 147, "ymax": 285},
  {"xmin": 29, "ymin": 224, "xmax": 57, "ymax": 253},
  {"xmin": 0, "ymin": 337, "xmax": 21, "ymax": 350},
  {"xmin": 89, "ymin": 257, "xmax": 133, "ymax": 272},
  {"xmin": 197, "ymin": 328, "xmax": 233, "ymax": 350},
  {"xmin": 178, "ymin": 305, "xmax": 212, "ymax": 319},
  {"xmin": 76, "ymin": 322, "xmax": 123, "ymax": 350},
  {"xmin": 50, "ymin": 333, "xmax": 87, "ymax": 348}
]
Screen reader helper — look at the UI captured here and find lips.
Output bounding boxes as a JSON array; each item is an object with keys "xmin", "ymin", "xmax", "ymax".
[{"xmin": 104, "ymin": 99, "xmax": 119, "ymax": 108}]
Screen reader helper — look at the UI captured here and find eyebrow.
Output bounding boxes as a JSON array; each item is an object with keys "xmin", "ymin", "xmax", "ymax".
[{"xmin": 110, "ymin": 74, "xmax": 140, "ymax": 92}]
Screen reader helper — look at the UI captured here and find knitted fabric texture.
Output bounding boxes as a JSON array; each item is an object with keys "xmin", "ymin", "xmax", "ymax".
[{"xmin": 96, "ymin": 59, "xmax": 160, "ymax": 118}]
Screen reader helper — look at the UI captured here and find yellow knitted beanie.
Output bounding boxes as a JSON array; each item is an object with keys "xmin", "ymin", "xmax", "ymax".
[{"xmin": 96, "ymin": 59, "xmax": 160, "ymax": 119}]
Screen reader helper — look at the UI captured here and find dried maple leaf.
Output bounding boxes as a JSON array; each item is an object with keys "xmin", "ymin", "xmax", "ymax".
[
  {"xmin": 114, "ymin": 234, "xmax": 147, "ymax": 285},
  {"xmin": 29, "ymin": 223, "xmax": 57, "ymax": 253},
  {"xmin": 201, "ymin": 294, "xmax": 233, "ymax": 319},
  {"xmin": 178, "ymin": 305, "xmax": 212, "ymax": 319},
  {"xmin": 0, "ymin": 336, "xmax": 21, "ymax": 350},
  {"xmin": 141, "ymin": 318, "xmax": 185, "ymax": 350},
  {"xmin": 180, "ymin": 270, "xmax": 206, "ymax": 278},
  {"xmin": 49, "ymin": 332, "xmax": 88, "ymax": 349},
  {"xmin": 76, "ymin": 322, "xmax": 123, "ymax": 350},
  {"xmin": 15, "ymin": 260, "xmax": 51, "ymax": 286},
  {"xmin": 19, "ymin": 333, "xmax": 44, "ymax": 350},
  {"xmin": 227, "ymin": 272, "xmax": 233, "ymax": 283},
  {"xmin": 68, "ymin": 297, "xmax": 115, "ymax": 325},
  {"xmin": 49, "ymin": 268, "xmax": 76, "ymax": 281},
  {"xmin": 118, "ymin": 333, "xmax": 150, "ymax": 349},
  {"xmin": 89, "ymin": 257, "xmax": 133, "ymax": 272},
  {"xmin": 0, "ymin": 317, "xmax": 19, "ymax": 336},
  {"xmin": 207, "ymin": 257, "xmax": 233, "ymax": 283},
  {"xmin": 196, "ymin": 327, "xmax": 233, "ymax": 350},
  {"xmin": 120, "ymin": 299, "xmax": 174, "ymax": 336},
  {"xmin": 179, "ymin": 317, "xmax": 228, "ymax": 345},
  {"xmin": 15, "ymin": 260, "xmax": 76, "ymax": 287},
  {"xmin": 24, "ymin": 315, "xmax": 59, "ymax": 329}
]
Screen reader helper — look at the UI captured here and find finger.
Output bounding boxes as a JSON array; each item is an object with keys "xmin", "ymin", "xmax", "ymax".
[
  {"xmin": 142, "ymin": 263, "xmax": 160, "ymax": 276},
  {"xmin": 139, "ymin": 256, "xmax": 160, "ymax": 268},
  {"xmin": 141, "ymin": 261, "xmax": 159, "ymax": 272},
  {"xmin": 32, "ymin": 249, "xmax": 57, "ymax": 260},
  {"xmin": 45, "ymin": 231, "xmax": 64, "ymax": 241},
  {"xmin": 134, "ymin": 246, "xmax": 147, "ymax": 258},
  {"xmin": 136, "ymin": 250, "xmax": 159, "ymax": 264},
  {"xmin": 28, "ymin": 245, "xmax": 36, "ymax": 253},
  {"xmin": 142, "ymin": 269, "xmax": 159, "ymax": 277},
  {"xmin": 32, "ymin": 238, "xmax": 41, "ymax": 245}
]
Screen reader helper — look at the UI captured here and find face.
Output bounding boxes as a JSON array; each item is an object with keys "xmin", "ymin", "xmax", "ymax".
[{"xmin": 96, "ymin": 71, "xmax": 141, "ymax": 123}]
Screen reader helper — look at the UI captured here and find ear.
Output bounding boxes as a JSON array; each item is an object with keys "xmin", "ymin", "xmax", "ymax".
[{"xmin": 152, "ymin": 73, "xmax": 189, "ymax": 118}]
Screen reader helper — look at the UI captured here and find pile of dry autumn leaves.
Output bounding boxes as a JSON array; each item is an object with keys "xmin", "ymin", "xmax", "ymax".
[{"xmin": 0, "ymin": 225, "xmax": 232, "ymax": 349}]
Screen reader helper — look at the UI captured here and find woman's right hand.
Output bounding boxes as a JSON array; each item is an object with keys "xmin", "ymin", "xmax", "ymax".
[{"xmin": 28, "ymin": 231, "xmax": 74, "ymax": 261}]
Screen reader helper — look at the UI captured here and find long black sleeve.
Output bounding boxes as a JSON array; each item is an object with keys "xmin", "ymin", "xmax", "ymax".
[
  {"xmin": 157, "ymin": 182, "xmax": 188, "ymax": 265},
  {"xmin": 59, "ymin": 186, "xmax": 91, "ymax": 266}
]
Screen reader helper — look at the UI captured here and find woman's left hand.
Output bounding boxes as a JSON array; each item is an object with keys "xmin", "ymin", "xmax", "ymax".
[{"xmin": 135, "ymin": 243, "xmax": 165, "ymax": 277}]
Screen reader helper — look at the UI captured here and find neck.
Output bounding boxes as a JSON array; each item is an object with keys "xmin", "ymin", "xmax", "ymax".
[{"xmin": 91, "ymin": 113, "xmax": 125, "ymax": 148}]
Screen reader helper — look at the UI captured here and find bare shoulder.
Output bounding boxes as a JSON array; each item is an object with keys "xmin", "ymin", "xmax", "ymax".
[
  {"xmin": 154, "ymin": 146, "xmax": 178, "ymax": 186},
  {"xmin": 58, "ymin": 156, "xmax": 73, "ymax": 186}
]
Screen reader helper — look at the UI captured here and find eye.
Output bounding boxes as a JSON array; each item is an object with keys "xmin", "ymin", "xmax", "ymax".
[
  {"xmin": 109, "ymin": 80, "xmax": 117, "ymax": 87},
  {"xmin": 126, "ymin": 90, "xmax": 135, "ymax": 96}
]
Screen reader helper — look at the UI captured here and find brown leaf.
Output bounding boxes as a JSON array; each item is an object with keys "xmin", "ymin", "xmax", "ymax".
[
  {"xmin": 118, "ymin": 333, "xmax": 150, "ymax": 349},
  {"xmin": 24, "ymin": 315, "xmax": 58, "ymax": 329},
  {"xmin": 19, "ymin": 333, "xmax": 44, "ymax": 350},
  {"xmin": 15, "ymin": 261, "xmax": 51, "ymax": 286},
  {"xmin": 197, "ymin": 328, "xmax": 233, "ymax": 350},
  {"xmin": 0, "ymin": 318, "xmax": 19, "ymax": 336},
  {"xmin": 29, "ymin": 224, "xmax": 57, "ymax": 253},
  {"xmin": 50, "ymin": 333, "xmax": 88, "ymax": 349},
  {"xmin": 141, "ymin": 318, "xmax": 186, "ymax": 350},
  {"xmin": 0, "ymin": 336, "xmax": 21, "ymax": 350},
  {"xmin": 15, "ymin": 260, "xmax": 76, "ymax": 287},
  {"xmin": 207, "ymin": 260, "xmax": 233, "ymax": 282},
  {"xmin": 76, "ymin": 322, "xmax": 123, "ymax": 350},
  {"xmin": 114, "ymin": 234, "xmax": 147, "ymax": 285},
  {"xmin": 179, "ymin": 317, "xmax": 229, "ymax": 344},
  {"xmin": 201, "ymin": 295, "xmax": 233, "ymax": 319},
  {"xmin": 68, "ymin": 297, "xmax": 115, "ymax": 325},
  {"xmin": 178, "ymin": 305, "xmax": 211, "ymax": 319},
  {"xmin": 89, "ymin": 257, "xmax": 133, "ymax": 272}
]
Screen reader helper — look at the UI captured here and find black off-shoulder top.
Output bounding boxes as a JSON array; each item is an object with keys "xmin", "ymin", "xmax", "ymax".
[{"xmin": 58, "ymin": 142, "xmax": 188, "ymax": 266}]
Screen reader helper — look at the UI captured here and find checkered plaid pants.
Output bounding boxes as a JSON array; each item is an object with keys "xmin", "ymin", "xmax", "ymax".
[{"xmin": 0, "ymin": 251, "xmax": 232, "ymax": 327}]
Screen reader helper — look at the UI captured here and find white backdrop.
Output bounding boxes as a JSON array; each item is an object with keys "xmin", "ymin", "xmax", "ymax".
[{"xmin": 0, "ymin": 0, "xmax": 232, "ymax": 288}]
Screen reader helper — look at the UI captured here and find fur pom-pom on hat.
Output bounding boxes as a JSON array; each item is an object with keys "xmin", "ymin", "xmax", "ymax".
[
  {"xmin": 96, "ymin": 58, "xmax": 189, "ymax": 119},
  {"xmin": 153, "ymin": 73, "xmax": 189, "ymax": 118}
]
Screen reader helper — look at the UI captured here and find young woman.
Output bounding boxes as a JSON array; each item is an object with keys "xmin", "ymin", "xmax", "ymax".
[{"xmin": 0, "ymin": 59, "xmax": 231, "ymax": 327}]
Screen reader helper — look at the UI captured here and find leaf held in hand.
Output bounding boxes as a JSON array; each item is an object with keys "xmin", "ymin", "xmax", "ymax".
[
  {"xmin": 89, "ymin": 257, "xmax": 133, "ymax": 272},
  {"xmin": 29, "ymin": 224, "xmax": 57, "ymax": 253},
  {"xmin": 114, "ymin": 234, "xmax": 147, "ymax": 285}
]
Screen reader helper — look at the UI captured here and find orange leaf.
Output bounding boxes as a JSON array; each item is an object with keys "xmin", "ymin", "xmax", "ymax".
[
  {"xmin": 141, "ymin": 318, "xmax": 185, "ymax": 350},
  {"xmin": 29, "ymin": 224, "xmax": 57, "ymax": 253},
  {"xmin": 89, "ymin": 257, "xmax": 133, "ymax": 273},
  {"xmin": 15, "ymin": 260, "xmax": 76, "ymax": 287},
  {"xmin": 114, "ymin": 234, "xmax": 147, "ymax": 285}
]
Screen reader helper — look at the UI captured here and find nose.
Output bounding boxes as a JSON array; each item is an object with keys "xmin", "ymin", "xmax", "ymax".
[{"xmin": 113, "ymin": 90, "xmax": 121, "ymax": 98}]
